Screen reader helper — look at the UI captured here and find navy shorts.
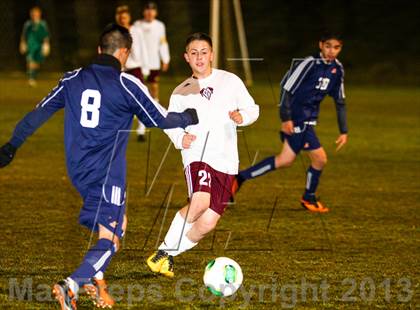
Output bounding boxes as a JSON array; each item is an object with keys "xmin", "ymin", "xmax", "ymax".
[
  {"xmin": 280, "ymin": 124, "xmax": 321, "ymax": 154},
  {"xmin": 79, "ymin": 184, "xmax": 126, "ymax": 239}
]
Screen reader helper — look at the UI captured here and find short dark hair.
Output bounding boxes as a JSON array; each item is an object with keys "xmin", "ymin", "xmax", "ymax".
[
  {"xmin": 99, "ymin": 23, "xmax": 132, "ymax": 55},
  {"xmin": 143, "ymin": 1, "xmax": 158, "ymax": 10},
  {"xmin": 116, "ymin": 5, "xmax": 130, "ymax": 15},
  {"xmin": 320, "ymin": 31, "xmax": 343, "ymax": 43},
  {"xmin": 185, "ymin": 32, "xmax": 213, "ymax": 50}
]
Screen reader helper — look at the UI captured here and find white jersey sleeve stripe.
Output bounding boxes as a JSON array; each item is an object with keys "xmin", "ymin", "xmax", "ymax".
[
  {"xmin": 283, "ymin": 57, "xmax": 314, "ymax": 92},
  {"xmin": 120, "ymin": 75, "xmax": 161, "ymax": 127},
  {"xmin": 39, "ymin": 86, "xmax": 64, "ymax": 108}
]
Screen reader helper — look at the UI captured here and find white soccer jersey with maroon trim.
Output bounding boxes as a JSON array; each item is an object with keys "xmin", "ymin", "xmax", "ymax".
[
  {"xmin": 130, "ymin": 19, "xmax": 170, "ymax": 71},
  {"xmin": 165, "ymin": 69, "xmax": 259, "ymax": 174}
]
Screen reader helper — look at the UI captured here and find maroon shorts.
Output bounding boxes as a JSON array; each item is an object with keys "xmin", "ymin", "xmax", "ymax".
[
  {"xmin": 184, "ymin": 162, "xmax": 235, "ymax": 215},
  {"xmin": 126, "ymin": 68, "xmax": 160, "ymax": 83}
]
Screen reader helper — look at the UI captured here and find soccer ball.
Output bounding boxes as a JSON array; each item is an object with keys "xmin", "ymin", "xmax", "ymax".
[{"xmin": 203, "ymin": 257, "xmax": 243, "ymax": 297}]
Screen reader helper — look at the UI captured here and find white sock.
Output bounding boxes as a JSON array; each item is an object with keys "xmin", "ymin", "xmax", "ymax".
[
  {"xmin": 158, "ymin": 211, "xmax": 193, "ymax": 254},
  {"xmin": 94, "ymin": 271, "xmax": 104, "ymax": 280},
  {"xmin": 66, "ymin": 277, "xmax": 79, "ymax": 295},
  {"xmin": 170, "ymin": 233, "xmax": 198, "ymax": 257}
]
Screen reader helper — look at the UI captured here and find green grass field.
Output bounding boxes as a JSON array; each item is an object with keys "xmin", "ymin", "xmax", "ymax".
[{"xmin": 0, "ymin": 74, "xmax": 419, "ymax": 309}]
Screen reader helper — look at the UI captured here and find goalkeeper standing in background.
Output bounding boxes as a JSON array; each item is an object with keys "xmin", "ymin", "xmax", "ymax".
[{"xmin": 19, "ymin": 6, "xmax": 50, "ymax": 87}]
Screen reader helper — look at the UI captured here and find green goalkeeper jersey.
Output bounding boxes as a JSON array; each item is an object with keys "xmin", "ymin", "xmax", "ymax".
[{"xmin": 22, "ymin": 20, "xmax": 49, "ymax": 63}]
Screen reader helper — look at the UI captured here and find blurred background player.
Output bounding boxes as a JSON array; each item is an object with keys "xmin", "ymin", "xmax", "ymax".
[
  {"xmin": 130, "ymin": 1, "xmax": 171, "ymax": 141},
  {"xmin": 19, "ymin": 6, "xmax": 50, "ymax": 87},
  {"xmin": 232, "ymin": 33, "xmax": 348, "ymax": 213},
  {"xmin": 146, "ymin": 32, "xmax": 259, "ymax": 278},
  {"xmin": 0, "ymin": 24, "xmax": 198, "ymax": 309},
  {"xmin": 115, "ymin": 4, "xmax": 149, "ymax": 142}
]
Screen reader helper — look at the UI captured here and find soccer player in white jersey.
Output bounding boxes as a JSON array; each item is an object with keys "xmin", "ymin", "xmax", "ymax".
[
  {"xmin": 115, "ymin": 5, "xmax": 150, "ymax": 142},
  {"xmin": 129, "ymin": 1, "xmax": 171, "ymax": 141},
  {"xmin": 146, "ymin": 32, "xmax": 259, "ymax": 277}
]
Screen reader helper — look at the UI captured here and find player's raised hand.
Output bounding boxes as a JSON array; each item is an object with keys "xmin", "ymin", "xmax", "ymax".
[
  {"xmin": 335, "ymin": 134, "xmax": 348, "ymax": 151},
  {"xmin": 281, "ymin": 120, "xmax": 294, "ymax": 135},
  {"xmin": 229, "ymin": 110, "xmax": 243, "ymax": 124},
  {"xmin": 182, "ymin": 133, "xmax": 196, "ymax": 149},
  {"xmin": 0, "ymin": 143, "xmax": 17, "ymax": 168}
]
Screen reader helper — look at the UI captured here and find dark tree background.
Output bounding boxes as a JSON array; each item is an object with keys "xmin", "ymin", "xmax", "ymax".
[{"xmin": 0, "ymin": 0, "xmax": 419, "ymax": 84}]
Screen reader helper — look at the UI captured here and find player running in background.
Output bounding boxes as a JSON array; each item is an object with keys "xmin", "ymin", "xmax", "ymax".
[
  {"xmin": 146, "ymin": 32, "xmax": 259, "ymax": 277},
  {"xmin": 0, "ymin": 24, "xmax": 198, "ymax": 309},
  {"xmin": 232, "ymin": 33, "xmax": 348, "ymax": 213},
  {"xmin": 19, "ymin": 6, "xmax": 50, "ymax": 87},
  {"xmin": 130, "ymin": 1, "xmax": 171, "ymax": 141}
]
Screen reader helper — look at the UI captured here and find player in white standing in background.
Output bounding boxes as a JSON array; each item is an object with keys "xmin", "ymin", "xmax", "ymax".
[
  {"xmin": 115, "ymin": 5, "xmax": 150, "ymax": 142},
  {"xmin": 146, "ymin": 32, "xmax": 259, "ymax": 277},
  {"xmin": 129, "ymin": 1, "xmax": 171, "ymax": 141}
]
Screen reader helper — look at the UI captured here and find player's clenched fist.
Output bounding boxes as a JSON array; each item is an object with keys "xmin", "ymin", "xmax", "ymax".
[
  {"xmin": 0, "ymin": 143, "xmax": 16, "ymax": 168},
  {"xmin": 182, "ymin": 133, "xmax": 196, "ymax": 149},
  {"xmin": 229, "ymin": 110, "xmax": 243, "ymax": 124}
]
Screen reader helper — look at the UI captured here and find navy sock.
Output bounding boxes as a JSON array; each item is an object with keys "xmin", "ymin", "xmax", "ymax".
[
  {"xmin": 238, "ymin": 156, "xmax": 276, "ymax": 183},
  {"xmin": 303, "ymin": 166, "xmax": 322, "ymax": 200},
  {"xmin": 70, "ymin": 238, "xmax": 116, "ymax": 287}
]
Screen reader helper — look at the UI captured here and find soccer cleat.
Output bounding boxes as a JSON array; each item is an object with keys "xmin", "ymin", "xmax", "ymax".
[
  {"xmin": 83, "ymin": 278, "xmax": 115, "ymax": 308},
  {"xmin": 147, "ymin": 250, "xmax": 169, "ymax": 273},
  {"xmin": 159, "ymin": 255, "xmax": 175, "ymax": 278},
  {"xmin": 300, "ymin": 197, "xmax": 329, "ymax": 213},
  {"xmin": 52, "ymin": 280, "xmax": 77, "ymax": 310},
  {"xmin": 147, "ymin": 250, "xmax": 175, "ymax": 277}
]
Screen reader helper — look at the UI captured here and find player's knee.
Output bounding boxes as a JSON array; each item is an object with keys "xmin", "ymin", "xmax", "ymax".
[
  {"xmin": 189, "ymin": 201, "xmax": 210, "ymax": 220},
  {"xmin": 313, "ymin": 155, "xmax": 327, "ymax": 168},
  {"xmin": 197, "ymin": 218, "xmax": 217, "ymax": 235},
  {"xmin": 319, "ymin": 155, "xmax": 328, "ymax": 167}
]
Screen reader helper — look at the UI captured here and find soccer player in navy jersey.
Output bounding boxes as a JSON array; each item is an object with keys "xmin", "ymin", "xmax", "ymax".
[
  {"xmin": 232, "ymin": 33, "xmax": 348, "ymax": 213},
  {"xmin": 0, "ymin": 24, "xmax": 198, "ymax": 309}
]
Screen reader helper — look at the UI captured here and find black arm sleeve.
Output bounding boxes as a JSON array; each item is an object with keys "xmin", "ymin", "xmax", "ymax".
[
  {"xmin": 335, "ymin": 98, "xmax": 348, "ymax": 134},
  {"xmin": 158, "ymin": 109, "xmax": 199, "ymax": 129},
  {"xmin": 279, "ymin": 90, "xmax": 293, "ymax": 122}
]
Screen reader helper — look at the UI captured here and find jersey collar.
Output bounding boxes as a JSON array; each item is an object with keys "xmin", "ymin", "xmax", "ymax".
[
  {"xmin": 317, "ymin": 52, "xmax": 336, "ymax": 65},
  {"xmin": 92, "ymin": 54, "xmax": 121, "ymax": 71}
]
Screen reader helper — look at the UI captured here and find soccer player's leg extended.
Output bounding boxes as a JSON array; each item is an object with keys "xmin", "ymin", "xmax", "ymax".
[
  {"xmin": 232, "ymin": 140, "xmax": 297, "ymax": 196},
  {"xmin": 148, "ymin": 192, "xmax": 210, "ymax": 277},
  {"xmin": 186, "ymin": 208, "xmax": 220, "ymax": 243},
  {"xmin": 300, "ymin": 147, "xmax": 329, "ymax": 212},
  {"xmin": 53, "ymin": 216, "xmax": 126, "ymax": 309}
]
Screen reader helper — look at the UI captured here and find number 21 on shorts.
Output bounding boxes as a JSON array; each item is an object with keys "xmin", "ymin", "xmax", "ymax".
[
  {"xmin": 198, "ymin": 170, "xmax": 212, "ymax": 187},
  {"xmin": 80, "ymin": 89, "xmax": 101, "ymax": 128}
]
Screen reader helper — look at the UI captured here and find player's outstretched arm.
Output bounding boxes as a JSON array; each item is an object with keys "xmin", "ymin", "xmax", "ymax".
[
  {"xmin": 158, "ymin": 108, "xmax": 198, "ymax": 129},
  {"xmin": 0, "ymin": 80, "xmax": 66, "ymax": 168},
  {"xmin": 163, "ymin": 95, "xmax": 195, "ymax": 149},
  {"xmin": 122, "ymin": 73, "xmax": 199, "ymax": 131}
]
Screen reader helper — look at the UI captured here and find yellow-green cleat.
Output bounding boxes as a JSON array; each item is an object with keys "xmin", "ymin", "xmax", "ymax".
[{"xmin": 146, "ymin": 250, "xmax": 174, "ymax": 278}]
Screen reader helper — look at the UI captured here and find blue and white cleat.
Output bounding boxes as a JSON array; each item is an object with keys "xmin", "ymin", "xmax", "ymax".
[{"xmin": 52, "ymin": 279, "xmax": 77, "ymax": 310}]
